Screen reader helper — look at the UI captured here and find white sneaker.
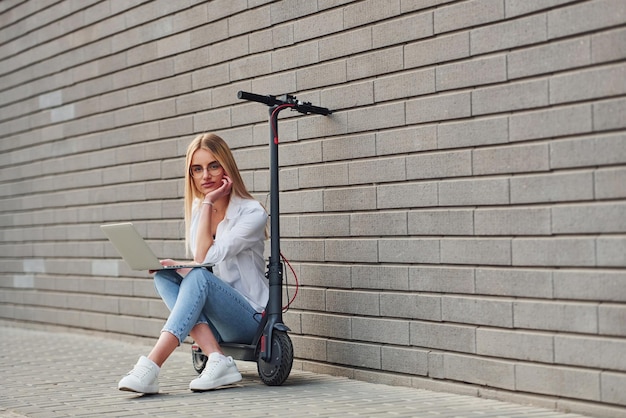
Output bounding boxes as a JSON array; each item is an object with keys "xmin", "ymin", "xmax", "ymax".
[
  {"xmin": 189, "ymin": 352, "xmax": 242, "ymax": 391},
  {"xmin": 118, "ymin": 356, "xmax": 160, "ymax": 394}
]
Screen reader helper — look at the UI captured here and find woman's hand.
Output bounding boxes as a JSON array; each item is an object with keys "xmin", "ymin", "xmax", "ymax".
[
  {"xmin": 149, "ymin": 259, "xmax": 181, "ymax": 274},
  {"xmin": 204, "ymin": 175, "xmax": 232, "ymax": 204}
]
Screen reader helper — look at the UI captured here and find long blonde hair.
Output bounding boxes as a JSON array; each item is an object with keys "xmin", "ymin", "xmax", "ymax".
[{"xmin": 184, "ymin": 133, "xmax": 255, "ymax": 251}]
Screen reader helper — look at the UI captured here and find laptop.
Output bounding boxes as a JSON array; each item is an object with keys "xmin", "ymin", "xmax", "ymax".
[{"xmin": 100, "ymin": 222, "xmax": 212, "ymax": 271}]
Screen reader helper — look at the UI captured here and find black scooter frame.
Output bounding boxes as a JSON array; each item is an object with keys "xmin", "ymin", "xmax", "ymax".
[{"xmin": 192, "ymin": 91, "xmax": 331, "ymax": 385}]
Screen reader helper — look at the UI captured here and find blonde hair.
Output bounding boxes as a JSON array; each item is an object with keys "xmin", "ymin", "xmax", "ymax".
[{"xmin": 184, "ymin": 133, "xmax": 256, "ymax": 251}]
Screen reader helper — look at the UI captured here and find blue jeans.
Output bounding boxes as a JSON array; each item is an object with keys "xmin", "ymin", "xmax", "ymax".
[{"xmin": 154, "ymin": 268, "xmax": 262, "ymax": 345}]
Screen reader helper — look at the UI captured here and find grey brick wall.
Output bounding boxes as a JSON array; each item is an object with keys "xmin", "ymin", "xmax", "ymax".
[{"xmin": 1, "ymin": 0, "xmax": 625, "ymax": 416}]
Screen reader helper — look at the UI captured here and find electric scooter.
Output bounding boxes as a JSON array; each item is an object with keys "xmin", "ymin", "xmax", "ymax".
[{"xmin": 191, "ymin": 91, "xmax": 332, "ymax": 386}]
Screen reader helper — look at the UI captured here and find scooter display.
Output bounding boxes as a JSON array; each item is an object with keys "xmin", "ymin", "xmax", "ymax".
[{"xmin": 191, "ymin": 91, "xmax": 332, "ymax": 386}]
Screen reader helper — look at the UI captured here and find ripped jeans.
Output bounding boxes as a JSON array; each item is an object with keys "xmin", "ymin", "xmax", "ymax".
[{"xmin": 154, "ymin": 268, "xmax": 261, "ymax": 345}]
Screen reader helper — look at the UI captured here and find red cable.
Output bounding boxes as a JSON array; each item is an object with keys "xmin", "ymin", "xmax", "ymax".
[
  {"xmin": 280, "ymin": 251, "xmax": 299, "ymax": 311},
  {"xmin": 271, "ymin": 104, "xmax": 295, "ymax": 144}
]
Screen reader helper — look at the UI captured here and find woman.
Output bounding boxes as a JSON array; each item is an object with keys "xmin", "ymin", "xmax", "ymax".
[{"xmin": 118, "ymin": 133, "xmax": 269, "ymax": 393}]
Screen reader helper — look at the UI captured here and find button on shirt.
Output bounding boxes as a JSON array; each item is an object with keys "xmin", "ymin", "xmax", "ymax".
[{"xmin": 189, "ymin": 194, "xmax": 269, "ymax": 312}]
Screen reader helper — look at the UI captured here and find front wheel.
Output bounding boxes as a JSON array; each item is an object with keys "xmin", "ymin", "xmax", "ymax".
[
  {"xmin": 257, "ymin": 331, "xmax": 293, "ymax": 386},
  {"xmin": 191, "ymin": 344, "xmax": 207, "ymax": 374}
]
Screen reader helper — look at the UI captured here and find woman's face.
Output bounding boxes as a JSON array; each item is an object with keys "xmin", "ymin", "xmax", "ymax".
[{"xmin": 189, "ymin": 148, "xmax": 226, "ymax": 195}]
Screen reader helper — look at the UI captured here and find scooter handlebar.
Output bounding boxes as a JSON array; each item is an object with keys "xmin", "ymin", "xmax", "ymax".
[{"xmin": 237, "ymin": 90, "xmax": 332, "ymax": 115}]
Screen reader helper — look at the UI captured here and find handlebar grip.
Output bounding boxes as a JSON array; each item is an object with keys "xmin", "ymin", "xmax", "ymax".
[
  {"xmin": 297, "ymin": 102, "xmax": 332, "ymax": 116},
  {"xmin": 237, "ymin": 90, "xmax": 280, "ymax": 106}
]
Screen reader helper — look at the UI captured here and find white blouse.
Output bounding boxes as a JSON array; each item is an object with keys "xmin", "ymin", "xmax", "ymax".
[{"xmin": 189, "ymin": 194, "xmax": 269, "ymax": 312}]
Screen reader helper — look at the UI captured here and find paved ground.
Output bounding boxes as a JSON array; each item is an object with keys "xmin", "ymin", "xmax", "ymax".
[{"xmin": 0, "ymin": 325, "xmax": 592, "ymax": 418}]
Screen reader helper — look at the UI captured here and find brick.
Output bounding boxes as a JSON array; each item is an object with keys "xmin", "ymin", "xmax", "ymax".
[
  {"xmin": 436, "ymin": 55, "xmax": 507, "ymax": 91},
  {"xmin": 280, "ymin": 239, "xmax": 325, "ymax": 262},
  {"xmin": 322, "ymin": 133, "xmax": 375, "ymax": 162},
  {"xmin": 298, "ymin": 162, "xmax": 349, "ymax": 189},
  {"xmin": 281, "ymin": 140, "xmax": 323, "ymax": 167},
  {"xmin": 281, "ymin": 190, "xmax": 323, "ymax": 213},
  {"xmin": 599, "ymin": 304, "xmax": 626, "ymax": 336},
  {"xmin": 271, "ymin": 41, "xmax": 318, "ymax": 72},
  {"xmin": 319, "ymin": 27, "xmax": 372, "ymax": 61},
  {"xmin": 474, "ymin": 207, "xmax": 552, "ymax": 236},
  {"xmin": 327, "ymin": 340, "xmax": 381, "ymax": 369},
  {"xmin": 372, "ymin": 11, "xmax": 433, "ymax": 48},
  {"xmin": 410, "ymin": 321, "xmax": 476, "ymax": 353},
  {"xmin": 510, "ymin": 171, "xmax": 594, "ymax": 204},
  {"xmin": 592, "ymin": 26, "xmax": 626, "ymax": 63},
  {"xmin": 408, "ymin": 265, "xmax": 471, "ymax": 295},
  {"xmin": 473, "ymin": 143, "xmax": 549, "ymax": 176},
  {"xmin": 406, "ymin": 150, "xmax": 472, "ymax": 180},
  {"xmin": 555, "ymin": 335, "xmax": 626, "ymax": 371},
  {"xmin": 352, "ymin": 265, "xmax": 409, "ymax": 290},
  {"xmin": 516, "ymin": 363, "xmax": 601, "ymax": 401},
  {"xmin": 349, "ymin": 157, "xmax": 406, "ymax": 185},
  {"xmin": 438, "ymin": 116, "xmax": 508, "ymax": 149},
  {"xmin": 324, "ymin": 186, "xmax": 376, "ymax": 212},
  {"xmin": 376, "ymin": 126, "xmax": 437, "ymax": 155},
  {"xmin": 547, "ymin": 0, "xmax": 626, "ymax": 39},
  {"xmin": 472, "ymin": 79, "xmax": 549, "ymax": 115},
  {"xmin": 347, "ymin": 46, "xmax": 404, "ymax": 81},
  {"xmin": 191, "ymin": 63, "xmax": 230, "ymax": 90},
  {"xmin": 471, "ymin": 14, "xmax": 547, "ymax": 55},
  {"xmin": 325, "ymin": 239, "xmax": 378, "ymax": 263},
  {"xmin": 597, "ymin": 237, "xmax": 626, "ymax": 267},
  {"xmin": 406, "ymin": 92, "xmax": 471, "ymax": 124},
  {"xmin": 552, "ymin": 202, "xmax": 626, "ymax": 234},
  {"xmin": 292, "ymin": 8, "xmax": 343, "ymax": 43},
  {"xmin": 434, "ymin": 0, "xmax": 505, "ymax": 34},
  {"xmin": 301, "ymin": 312, "xmax": 351, "ymax": 339},
  {"xmin": 321, "ymin": 81, "xmax": 374, "ymax": 113},
  {"xmin": 378, "ymin": 238, "xmax": 440, "ymax": 264},
  {"xmin": 298, "ymin": 61, "xmax": 348, "ymax": 92},
  {"xmin": 377, "ymin": 181, "xmax": 439, "ymax": 210},
  {"xmin": 510, "ymin": 104, "xmax": 592, "ymax": 142},
  {"xmin": 382, "ymin": 346, "xmax": 429, "ymax": 376},
  {"xmin": 343, "ymin": 0, "xmax": 400, "ymax": 29},
  {"xmin": 408, "ymin": 209, "xmax": 473, "ymax": 235},
  {"xmin": 404, "ymin": 32, "xmax": 469, "ymax": 68},
  {"xmin": 439, "ymin": 178, "xmax": 510, "ymax": 206},
  {"xmin": 508, "ymin": 36, "xmax": 591, "ymax": 79},
  {"xmin": 504, "ymin": 0, "xmax": 578, "ymax": 18},
  {"xmin": 513, "ymin": 237, "xmax": 596, "ymax": 267},
  {"xmin": 550, "ymin": 63, "xmax": 626, "ymax": 104},
  {"xmin": 297, "ymin": 108, "xmax": 348, "ymax": 139},
  {"xmin": 444, "ymin": 353, "xmax": 515, "ymax": 390},
  {"xmin": 477, "ymin": 328, "xmax": 554, "ymax": 362},
  {"xmin": 441, "ymin": 238, "xmax": 511, "ymax": 266},
  {"xmin": 300, "ymin": 263, "xmax": 351, "ymax": 288},
  {"xmin": 602, "ymin": 372, "xmax": 626, "ymax": 405},
  {"xmin": 327, "ymin": 289, "xmax": 380, "ymax": 316},
  {"xmin": 350, "ymin": 211, "xmax": 407, "ymax": 236},
  {"xmin": 550, "ymin": 133, "xmax": 626, "ymax": 169},
  {"xmin": 594, "ymin": 97, "xmax": 626, "ymax": 131},
  {"xmin": 595, "ymin": 167, "xmax": 626, "ymax": 199},
  {"xmin": 513, "ymin": 300, "xmax": 598, "ymax": 333},
  {"xmin": 229, "ymin": 54, "xmax": 272, "ymax": 81},
  {"xmin": 554, "ymin": 270, "xmax": 626, "ymax": 302},
  {"xmin": 352, "ymin": 317, "xmax": 410, "ymax": 345},
  {"xmin": 374, "ymin": 69, "xmax": 435, "ymax": 102},
  {"xmin": 442, "ymin": 296, "xmax": 513, "ymax": 327},
  {"xmin": 380, "ymin": 293, "xmax": 442, "ymax": 321},
  {"xmin": 299, "ymin": 214, "xmax": 350, "ymax": 237}
]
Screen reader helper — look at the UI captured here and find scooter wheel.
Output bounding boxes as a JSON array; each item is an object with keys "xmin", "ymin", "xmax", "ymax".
[
  {"xmin": 257, "ymin": 330, "xmax": 293, "ymax": 386},
  {"xmin": 192, "ymin": 345, "xmax": 208, "ymax": 374}
]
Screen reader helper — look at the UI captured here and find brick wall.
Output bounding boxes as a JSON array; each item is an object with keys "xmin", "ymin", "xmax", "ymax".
[{"xmin": 1, "ymin": 0, "xmax": 625, "ymax": 416}]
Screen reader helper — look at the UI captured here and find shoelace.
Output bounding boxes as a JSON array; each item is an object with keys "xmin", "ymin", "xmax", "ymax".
[
  {"xmin": 129, "ymin": 364, "xmax": 153, "ymax": 379},
  {"xmin": 199, "ymin": 358, "xmax": 223, "ymax": 378}
]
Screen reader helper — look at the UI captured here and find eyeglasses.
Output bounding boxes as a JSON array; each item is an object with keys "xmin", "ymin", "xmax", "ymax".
[{"xmin": 189, "ymin": 162, "xmax": 222, "ymax": 178}]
